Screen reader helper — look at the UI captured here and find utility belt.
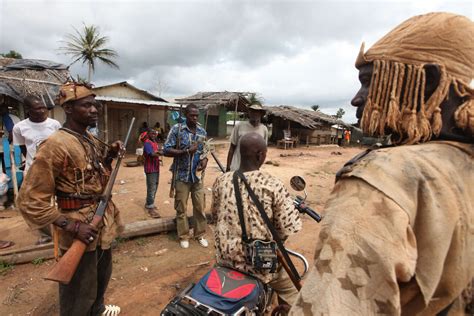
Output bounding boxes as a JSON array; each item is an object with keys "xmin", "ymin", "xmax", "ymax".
[{"xmin": 56, "ymin": 191, "xmax": 99, "ymax": 211}]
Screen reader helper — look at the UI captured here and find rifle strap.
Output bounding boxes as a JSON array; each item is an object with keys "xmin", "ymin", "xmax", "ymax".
[{"xmin": 234, "ymin": 170, "xmax": 301, "ymax": 281}]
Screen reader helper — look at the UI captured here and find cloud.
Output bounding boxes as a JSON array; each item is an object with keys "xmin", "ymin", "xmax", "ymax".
[{"xmin": 1, "ymin": 0, "xmax": 472, "ymax": 122}]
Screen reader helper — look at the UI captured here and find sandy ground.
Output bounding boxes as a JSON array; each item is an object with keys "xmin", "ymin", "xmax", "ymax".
[{"xmin": 0, "ymin": 143, "xmax": 364, "ymax": 316}]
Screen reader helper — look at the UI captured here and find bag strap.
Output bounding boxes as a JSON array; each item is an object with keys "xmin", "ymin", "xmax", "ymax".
[
  {"xmin": 233, "ymin": 172, "xmax": 250, "ymax": 243},
  {"xmin": 234, "ymin": 170, "xmax": 301, "ymax": 281}
]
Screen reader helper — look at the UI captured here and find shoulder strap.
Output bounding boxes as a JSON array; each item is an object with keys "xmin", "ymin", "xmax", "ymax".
[
  {"xmin": 233, "ymin": 172, "xmax": 250, "ymax": 243},
  {"xmin": 235, "ymin": 170, "xmax": 301, "ymax": 281}
]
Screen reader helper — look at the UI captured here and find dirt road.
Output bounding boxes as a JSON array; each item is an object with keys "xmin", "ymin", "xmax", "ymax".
[{"xmin": 0, "ymin": 144, "xmax": 363, "ymax": 315}]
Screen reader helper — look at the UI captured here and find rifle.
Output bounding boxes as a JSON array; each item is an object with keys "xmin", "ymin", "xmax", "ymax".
[
  {"xmin": 169, "ymin": 106, "xmax": 182, "ymax": 198},
  {"xmin": 45, "ymin": 117, "xmax": 136, "ymax": 284}
]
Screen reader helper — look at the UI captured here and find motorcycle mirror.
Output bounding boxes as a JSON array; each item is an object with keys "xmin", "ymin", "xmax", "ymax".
[{"xmin": 290, "ymin": 176, "xmax": 306, "ymax": 191}]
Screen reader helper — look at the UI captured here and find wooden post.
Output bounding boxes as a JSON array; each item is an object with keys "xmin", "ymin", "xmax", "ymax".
[
  {"xmin": 233, "ymin": 99, "xmax": 238, "ymax": 132},
  {"xmin": 147, "ymin": 106, "xmax": 151, "ymax": 126},
  {"xmin": 104, "ymin": 103, "xmax": 109, "ymax": 143}
]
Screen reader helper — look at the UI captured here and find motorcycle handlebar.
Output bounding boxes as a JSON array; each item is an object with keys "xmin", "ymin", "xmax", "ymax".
[{"xmin": 294, "ymin": 196, "xmax": 322, "ymax": 222}]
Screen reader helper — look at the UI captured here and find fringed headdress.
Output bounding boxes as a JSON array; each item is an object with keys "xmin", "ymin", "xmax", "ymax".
[{"xmin": 356, "ymin": 12, "xmax": 474, "ymax": 144}]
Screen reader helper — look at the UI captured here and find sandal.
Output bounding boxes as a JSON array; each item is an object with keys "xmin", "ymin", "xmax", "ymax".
[
  {"xmin": 147, "ymin": 209, "xmax": 161, "ymax": 218},
  {"xmin": 0, "ymin": 240, "xmax": 14, "ymax": 249},
  {"xmin": 102, "ymin": 304, "xmax": 121, "ymax": 316}
]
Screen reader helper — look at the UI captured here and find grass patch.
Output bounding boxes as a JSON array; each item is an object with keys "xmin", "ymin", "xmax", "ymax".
[
  {"xmin": 135, "ymin": 238, "xmax": 149, "ymax": 246},
  {"xmin": 0, "ymin": 261, "xmax": 14, "ymax": 275},
  {"xmin": 32, "ymin": 257, "xmax": 45, "ymax": 266}
]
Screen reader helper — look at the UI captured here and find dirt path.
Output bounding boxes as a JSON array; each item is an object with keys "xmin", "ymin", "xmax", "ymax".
[{"xmin": 0, "ymin": 144, "xmax": 363, "ymax": 315}]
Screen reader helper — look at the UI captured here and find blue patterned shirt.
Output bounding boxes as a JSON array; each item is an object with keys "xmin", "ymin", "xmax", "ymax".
[{"xmin": 164, "ymin": 123, "xmax": 207, "ymax": 183}]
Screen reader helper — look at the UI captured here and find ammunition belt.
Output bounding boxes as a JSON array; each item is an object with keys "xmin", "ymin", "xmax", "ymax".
[{"xmin": 56, "ymin": 191, "xmax": 99, "ymax": 211}]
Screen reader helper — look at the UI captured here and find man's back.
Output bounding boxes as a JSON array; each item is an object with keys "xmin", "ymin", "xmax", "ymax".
[
  {"xmin": 291, "ymin": 141, "xmax": 473, "ymax": 315},
  {"xmin": 211, "ymin": 170, "xmax": 301, "ymax": 283}
]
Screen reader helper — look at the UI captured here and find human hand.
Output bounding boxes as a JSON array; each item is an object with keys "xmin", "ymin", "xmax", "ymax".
[
  {"xmin": 109, "ymin": 140, "xmax": 125, "ymax": 158},
  {"xmin": 65, "ymin": 221, "xmax": 98, "ymax": 245},
  {"xmin": 188, "ymin": 143, "xmax": 198, "ymax": 154},
  {"xmin": 197, "ymin": 158, "xmax": 208, "ymax": 171}
]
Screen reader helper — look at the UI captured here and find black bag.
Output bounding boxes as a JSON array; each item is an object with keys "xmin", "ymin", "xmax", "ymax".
[{"xmin": 232, "ymin": 171, "xmax": 300, "ymax": 280}]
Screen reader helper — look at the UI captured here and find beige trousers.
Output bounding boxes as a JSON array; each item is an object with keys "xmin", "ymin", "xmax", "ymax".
[{"xmin": 174, "ymin": 180, "xmax": 207, "ymax": 240}]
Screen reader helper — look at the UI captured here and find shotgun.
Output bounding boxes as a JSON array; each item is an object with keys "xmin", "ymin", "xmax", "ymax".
[
  {"xmin": 169, "ymin": 106, "xmax": 183, "ymax": 198},
  {"xmin": 45, "ymin": 117, "xmax": 135, "ymax": 284}
]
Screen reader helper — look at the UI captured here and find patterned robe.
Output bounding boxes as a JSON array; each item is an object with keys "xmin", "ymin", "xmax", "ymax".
[
  {"xmin": 211, "ymin": 170, "xmax": 302, "ymax": 283},
  {"xmin": 17, "ymin": 129, "xmax": 123, "ymax": 251},
  {"xmin": 290, "ymin": 141, "xmax": 473, "ymax": 315}
]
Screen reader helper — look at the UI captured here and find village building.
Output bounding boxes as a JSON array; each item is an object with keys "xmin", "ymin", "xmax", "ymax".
[
  {"xmin": 175, "ymin": 91, "xmax": 251, "ymax": 138},
  {"xmin": 92, "ymin": 81, "xmax": 174, "ymax": 151},
  {"xmin": 264, "ymin": 105, "xmax": 352, "ymax": 146}
]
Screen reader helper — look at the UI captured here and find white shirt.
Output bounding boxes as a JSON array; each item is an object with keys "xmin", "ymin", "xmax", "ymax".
[
  {"xmin": 229, "ymin": 121, "xmax": 268, "ymax": 171},
  {"xmin": 12, "ymin": 118, "xmax": 61, "ymax": 172}
]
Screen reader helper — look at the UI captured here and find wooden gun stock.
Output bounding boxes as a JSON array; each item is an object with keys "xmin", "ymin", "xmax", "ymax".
[{"xmin": 45, "ymin": 214, "xmax": 101, "ymax": 284}]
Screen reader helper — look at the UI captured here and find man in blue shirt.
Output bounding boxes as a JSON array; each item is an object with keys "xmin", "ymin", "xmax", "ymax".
[{"xmin": 164, "ymin": 104, "xmax": 209, "ymax": 249}]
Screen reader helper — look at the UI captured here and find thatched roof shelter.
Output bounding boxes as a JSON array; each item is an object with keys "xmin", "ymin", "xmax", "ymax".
[
  {"xmin": 265, "ymin": 105, "xmax": 350, "ymax": 128},
  {"xmin": 0, "ymin": 58, "xmax": 70, "ymax": 108},
  {"xmin": 175, "ymin": 91, "xmax": 252, "ymax": 112}
]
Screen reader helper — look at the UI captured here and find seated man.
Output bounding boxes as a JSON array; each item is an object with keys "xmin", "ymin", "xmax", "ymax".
[{"xmin": 211, "ymin": 132, "xmax": 302, "ymax": 305}]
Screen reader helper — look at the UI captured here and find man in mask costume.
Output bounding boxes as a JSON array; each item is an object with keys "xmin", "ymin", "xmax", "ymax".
[{"xmin": 290, "ymin": 12, "xmax": 473, "ymax": 315}]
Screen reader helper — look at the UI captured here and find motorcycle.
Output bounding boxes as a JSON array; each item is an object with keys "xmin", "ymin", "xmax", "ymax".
[{"xmin": 161, "ymin": 176, "xmax": 322, "ymax": 316}]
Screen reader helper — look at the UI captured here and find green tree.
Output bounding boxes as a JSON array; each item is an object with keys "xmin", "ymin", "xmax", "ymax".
[
  {"xmin": 59, "ymin": 24, "xmax": 119, "ymax": 82},
  {"xmin": 247, "ymin": 93, "xmax": 264, "ymax": 106},
  {"xmin": 311, "ymin": 105, "xmax": 320, "ymax": 111},
  {"xmin": 335, "ymin": 108, "xmax": 345, "ymax": 119},
  {"xmin": 1, "ymin": 50, "xmax": 22, "ymax": 59}
]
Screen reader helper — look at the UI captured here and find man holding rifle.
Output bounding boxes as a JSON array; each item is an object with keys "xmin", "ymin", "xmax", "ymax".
[
  {"xmin": 18, "ymin": 82, "xmax": 123, "ymax": 316},
  {"xmin": 164, "ymin": 103, "xmax": 209, "ymax": 249}
]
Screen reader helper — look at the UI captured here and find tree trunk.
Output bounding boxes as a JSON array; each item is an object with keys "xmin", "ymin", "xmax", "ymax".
[{"xmin": 88, "ymin": 62, "xmax": 92, "ymax": 83}]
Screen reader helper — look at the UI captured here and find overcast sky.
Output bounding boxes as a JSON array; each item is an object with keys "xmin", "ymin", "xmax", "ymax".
[{"xmin": 0, "ymin": 0, "xmax": 472, "ymax": 122}]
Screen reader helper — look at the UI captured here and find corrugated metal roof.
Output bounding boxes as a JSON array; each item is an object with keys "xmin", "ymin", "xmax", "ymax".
[{"xmin": 95, "ymin": 96, "xmax": 176, "ymax": 107}]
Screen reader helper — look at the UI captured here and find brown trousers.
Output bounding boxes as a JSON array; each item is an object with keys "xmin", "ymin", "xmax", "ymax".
[{"xmin": 174, "ymin": 180, "xmax": 207, "ymax": 240}]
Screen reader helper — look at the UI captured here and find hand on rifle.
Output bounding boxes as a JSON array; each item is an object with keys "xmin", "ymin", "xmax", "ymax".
[
  {"xmin": 187, "ymin": 143, "xmax": 198, "ymax": 155},
  {"xmin": 197, "ymin": 158, "xmax": 208, "ymax": 171},
  {"xmin": 64, "ymin": 220, "xmax": 98, "ymax": 245},
  {"xmin": 108, "ymin": 140, "xmax": 125, "ymax": 158}
]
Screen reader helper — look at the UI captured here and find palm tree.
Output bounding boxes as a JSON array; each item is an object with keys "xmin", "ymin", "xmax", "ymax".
[{"xmin": 59, "ymin": 24, "xmax": 119, "ymax": 82}]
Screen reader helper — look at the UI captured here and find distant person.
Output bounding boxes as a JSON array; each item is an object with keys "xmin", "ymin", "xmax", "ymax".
[
  {"xmin": 164, "ymin": 104, "xmax": 209, "ymax": 249},
  {"xmin": 291, "ymin": 12, "xmax": 473, "ymax": 315},
  {"xmin": 143, "ymin": 129, "xmax": 161, "ymax": 218},
  {"xmin": 13, "ymin": 95, "xmax": 61, "ymax": 245},
  {"xmin": 13, "ymin": 95, "xmax": 61, "ymax": 173},
  {"xmin": 344, "ymin": 129, "xmax": 351, "ymax": 145},
  {"xmin": 226, "ymin": 102, "xmax": 268, "ymax": 172},
  {"xmin": 138, "ymin": 121, "xmax": 148, "ymax": 135},
  {"xmin": 153, "ymin": 122, "xmax": 165, "ymax": 141}
]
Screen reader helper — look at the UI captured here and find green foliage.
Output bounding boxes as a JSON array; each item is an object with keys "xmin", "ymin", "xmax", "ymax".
[
  {"xmin": 226, "ymin": 112, "xmax": 245, "ymax": 121},
  {"xmin": 246, "ymin": 93, "xmax": 264, "ymax": 106},
  {"xmin": 1, "ymin": 50, "xmax": 22, "ymax": 59},
  {"xmin": 59, "ymin": 23, "xmax": 119, "ymax": 81},
  {"xmin": 135, "ymin": 237, "xmax": 149, "ymax": 246},
  {"xmin": 0, "ymin": 261, "xmax": 14, "ymax": 275},
  {"xmin": 31, "ymin": 257, "xmax": 45, "ymax": 266},
  {"xmin": 311, "ymin": 105, "xmax": 320, "ymax": 111},
  {"xmin": 335, "ymin": 108, "xmax": 346, "ymax": 119},
  {"xmin": 115, "ymin": 237, "xmax": 129, "ymax": 245}
]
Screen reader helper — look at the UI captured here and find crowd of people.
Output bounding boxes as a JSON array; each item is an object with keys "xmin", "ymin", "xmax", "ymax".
[{"xmin": 1, "ymin": 11, "xmax": 472, "ymax": 316}]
